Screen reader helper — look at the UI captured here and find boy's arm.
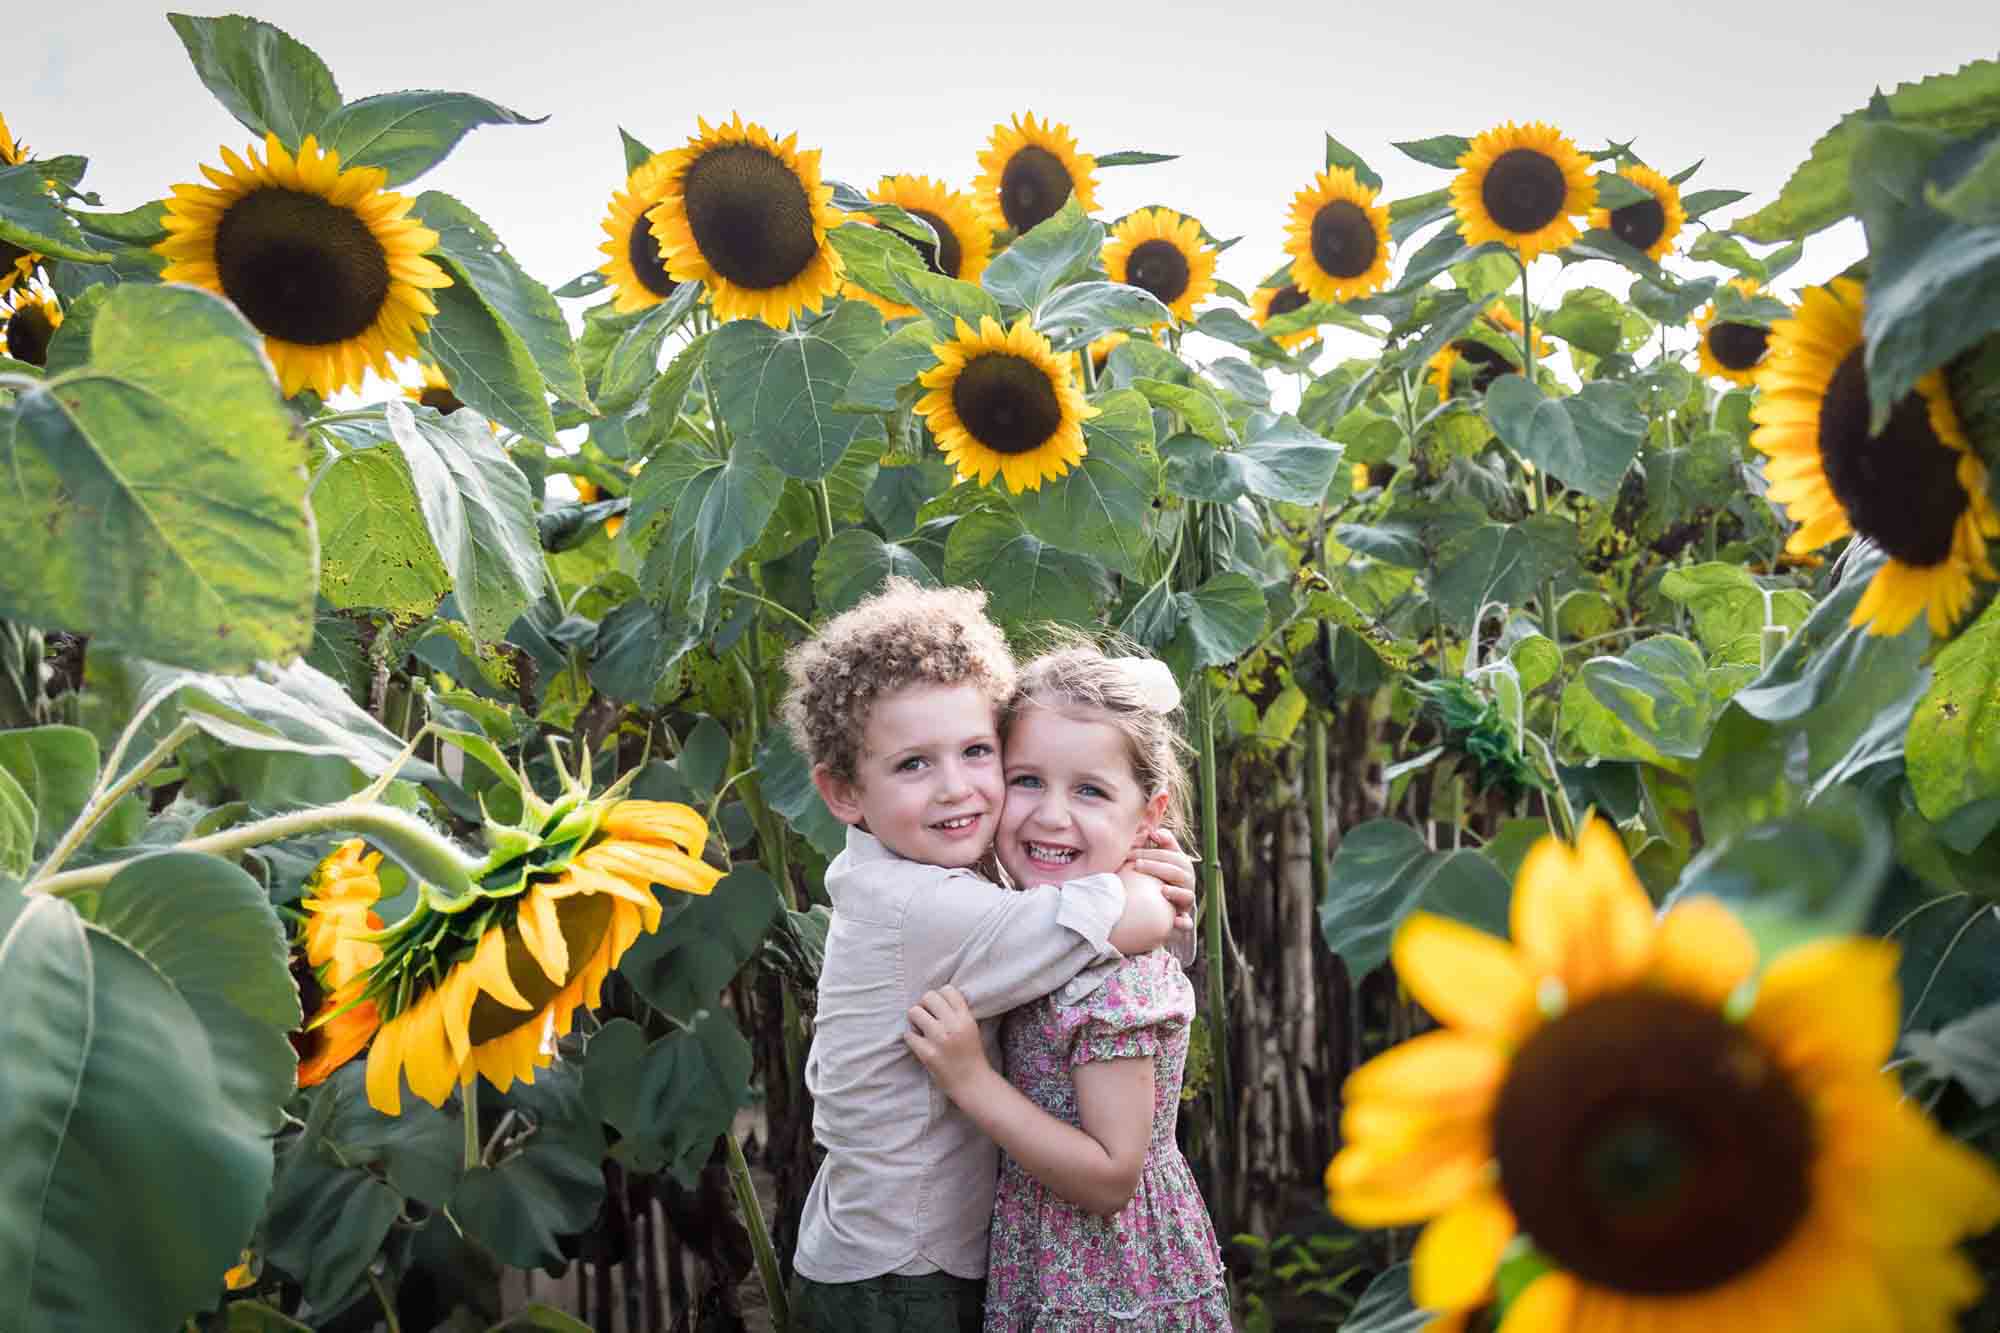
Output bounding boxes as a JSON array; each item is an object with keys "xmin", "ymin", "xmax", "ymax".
[
  {"xmin": 1106, "ymin": 868, "xmax": 1175, "ymax": 956},
  {"xmin": 908, "ymin": 868, "xmax": 1125, "ymax": 1019},
  {"xmin": 905, "ymin": 987, "xmax": 1151, "ymax": 1217}
]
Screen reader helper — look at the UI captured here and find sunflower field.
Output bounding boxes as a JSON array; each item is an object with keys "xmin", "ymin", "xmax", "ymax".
[{"xmin": 5, "ymin": 11, "xmax": 2000, "ymax": 1332}]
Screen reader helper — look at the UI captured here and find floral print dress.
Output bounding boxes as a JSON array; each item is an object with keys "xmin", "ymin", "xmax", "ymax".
[{"xmin": 983, "ymin": 949, "xmax": 1231, "ymax": 1331}]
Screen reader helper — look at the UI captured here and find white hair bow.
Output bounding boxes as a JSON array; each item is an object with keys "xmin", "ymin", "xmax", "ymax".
[{"xmin": 1111, "ymin": 656, "xmax": 1181, "ymax": 713}]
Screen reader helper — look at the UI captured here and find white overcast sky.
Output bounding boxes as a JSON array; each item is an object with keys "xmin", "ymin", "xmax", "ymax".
[{"xmin": 16, "ymin": 1, "xmax": 2000, "ymax": 354}]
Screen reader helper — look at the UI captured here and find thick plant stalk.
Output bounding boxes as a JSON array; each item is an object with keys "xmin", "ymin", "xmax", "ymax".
[
  {"xmin": 1520, "ymin": 263, "xmax": 1561, "ymax": 660},
  {"xmin": 725, "ymin": 1129, "xmax": 789, "ymax": 1331},
  {"xmin": 35, "ymin": 717, "xmax": 199, "ymax": 881},
  {"xmin": 1307, "ymin": 716, "xmax": 1330, "ymax": 906},
  {"xmin": 1195, "ymin": 672, "xmax": 1231, "ymax": 1123}
]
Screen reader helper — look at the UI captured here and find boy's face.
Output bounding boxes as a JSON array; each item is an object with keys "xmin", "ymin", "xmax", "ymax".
[
  {"xmin": 811, "ymin": 682, "xmax": 1005, "ymax": 869},
  {"xmin": 996, "ymin": 704, "xmax": 1161, "ymax": 888}
]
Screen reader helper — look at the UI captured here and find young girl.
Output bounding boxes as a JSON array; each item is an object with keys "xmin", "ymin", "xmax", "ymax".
[{"xmin": 905, "ymin": 644, "xmax": 1231, "ymax": 1330}]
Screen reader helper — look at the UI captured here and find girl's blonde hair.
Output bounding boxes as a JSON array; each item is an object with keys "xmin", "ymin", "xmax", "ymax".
[{"xmin": 1003, "ymin": 632, "xmax": 1193, "ymax": 842}]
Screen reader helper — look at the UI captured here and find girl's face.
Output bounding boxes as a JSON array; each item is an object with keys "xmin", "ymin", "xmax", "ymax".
[{"xmin": 996, "ymin": 702, "xmax": 1161, "ymax": 887}]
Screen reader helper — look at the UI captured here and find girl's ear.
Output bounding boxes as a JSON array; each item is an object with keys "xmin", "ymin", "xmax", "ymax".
[
  {"xmin": 1139, "ymin": 789, "xmax": 1170, "ymax": 839},
  {"xmin": 812, "ymin": 763, "xmax": 866, "ymax": 827}
]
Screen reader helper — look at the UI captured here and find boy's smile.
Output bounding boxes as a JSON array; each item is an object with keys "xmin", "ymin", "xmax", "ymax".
[{"xmin": 813, "ymin": 682, "xmax": 1005, "ymax": 869}]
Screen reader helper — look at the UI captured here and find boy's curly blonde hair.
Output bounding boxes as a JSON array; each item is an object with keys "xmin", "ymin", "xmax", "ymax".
[{"xmin": 782, "ymin": 576, "xmax": 1017, "ymax": 784}]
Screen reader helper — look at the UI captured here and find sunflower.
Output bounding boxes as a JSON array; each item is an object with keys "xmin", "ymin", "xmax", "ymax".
[
  {"xmin": 1251, "ymin": 282, "xmax": 1319, "ymax": 352},
  {"xmin": 1102, "ymin": 207, "xmax": 1216, "ymax": 324},
  {"xmin": 1451, "ymin": 123, "xmax": 1596, "ymax": 264},
  {"xmin": 1326, "ymin": 817, "xmax": 2000, "ymax": 1333},
  {"xmin": 647, "ymin": 115, "xmax": 844, "ymax": 328},
  {"xmin": 843, "ymin": 174, "xmax": 993, "ymax": 319},
  {"xmin": 0, "ymin": 282, "xmax": 61, "ymax": 367},
  {"xmin": 918, "ymin": 314, "xmax": 1096, "ymax": 493},
  {"xmin": 405, "ymin": 361, "xmax": 467, "ymax": 416},
  {"xmin": 1427, "ymin": 340, "xmax": 1518, "ymax": 402},
  {"xmin": 1587, "ymin": 164, "xmax": 1686, "ymax": 262},
  {"xmin": 0, "ymin": 113, "xmax": 37, "ymax": 296},
  {"xmin": 597, "ymin": 152, "xmax": 682, "ymax": 313},
  {"xmin": 1751, "ymin": 278, "xmax": 2000, "ymax": 637},
  {"xmin": 155, "ymin": 134, "xmax": 452, "ymax": 399},
  {"xmin": 1697, "ymin": 278, "xmax": 1771, "ymax": 387},
  {"xmin": 1481, "ymin": 300, "xmax": 1552, "ymax": 361},
  {"xmin": 1284, "ymin": 168, "xmax": 1392, "ymax": 305},
  {"xmin": 573, "ymin": 474, "xmax": 627, "ymax": 538},
  {"xmin": 364, "ymin": 799, "xmax": 720, "ymax": 1114},
  {"xmin": 974, "ymin": 113, "xmax": 1099, "ymax": 235},
  {"xmin": 296, "ymin": 840, "xmax": 387, "ymax": 1088},
  {"xmin": 223, "ymin": 1252, "xmax": 256, "ymax": 1292}
]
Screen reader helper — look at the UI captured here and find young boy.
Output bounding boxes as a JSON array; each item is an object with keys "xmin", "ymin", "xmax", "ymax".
[{"xmin": 782, "ymin": 577, "xmax": 1191, "ymax": 1332}]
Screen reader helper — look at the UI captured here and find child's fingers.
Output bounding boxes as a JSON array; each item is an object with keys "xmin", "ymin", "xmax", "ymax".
[{"xmin": 938, "ymin": 984, "xmax": 971, "ymax": 1019}]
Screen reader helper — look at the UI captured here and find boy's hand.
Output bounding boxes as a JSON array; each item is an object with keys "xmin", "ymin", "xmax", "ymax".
[
  {"xmin": 904, "ymin": 986, "xmax": 991, "ymax": 1096},
  {"xmin": 1125, "ymin": 828, "xmax": 1196, "ymax": 932}
]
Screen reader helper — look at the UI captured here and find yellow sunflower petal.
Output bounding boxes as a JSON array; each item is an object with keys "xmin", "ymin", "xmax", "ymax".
[
  {"xmin": 1497, "ymin": 1273, "xmax": 1577, "ymax": 1332},
  {"xmin": 1509, "ymin": 817, "xmax": 1655, "ymax": 1001},
  {"xmin": 1393, "ymin": 913, "xmax": 1538, "ymax": 1039},
  {"xmin": 365, "ymin": 1005, "xmax": 412, "ymax": 1116},
  {"xmin": 1749, "ymin": 936, "xmax": 1901, "ymax": 1079},
  {"xmin": 1412, "ymin": 1187, "xmax": 1514, "ymax": 1313},
  {"xmin": 1650, "ymin": 894, "xmax": 1757, "ymax": 1006},
  {"xmin": 516, "ymin": 885, "xmax": 571, "ymax": 986}
]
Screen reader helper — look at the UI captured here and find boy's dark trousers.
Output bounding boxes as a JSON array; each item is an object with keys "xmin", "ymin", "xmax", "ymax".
[{"xmin": 790, "ymin": 1271, "xmax": 985, "ymax": 1332}]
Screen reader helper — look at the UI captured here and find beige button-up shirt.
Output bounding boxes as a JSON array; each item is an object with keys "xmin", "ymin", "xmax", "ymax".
[{"xmin": 792, "ymin": 829, "xmax": 1126, "ymax": 1283}]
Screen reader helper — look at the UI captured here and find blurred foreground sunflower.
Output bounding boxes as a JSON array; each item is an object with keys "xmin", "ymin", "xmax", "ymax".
[
  {"xmin": 843, "ymin": 175, "xmax": 992, "ymax": 318},
  {"xmin": 1284, "ymin": 168, "xmax": 1391, "ymax": 304},
  {"xmin": 0, "ymin": 281, "xmax": 61, "ymax": 367},
  {"xmin": 1587, "ymin": 163, "xmax": 1686, "ymax": 261},
  {"xmin": 918, "ymin": 314, "xmax": 1095, "ymax": 493},
  {"xmin": 1451, "ymin": 122, "xmax": 1596, "ymax": 263},
  {"xmin": 1696, "ymin": 278, "xmax": 1771, "ymax": 387},
  {"xmin": 156, "ymin": 133, "xmax": 452, "ymax": 399},
  {"xmin": 974, "ymin": 113, "xmax": 1097, "ymax": 234},
  {"xmin": 1103, "ymin": 207, "xmax": 1215, "ymax": 323},
  {"xmin": 1251, "ymin": 282, "xmax": 1318, "ymax": 352},
  {"xmin": 648, "ymin": 115, "xmax": 844, "ymax": 327},
  {"xmin": 1327, "ymin": 817, "xmax": 2000, "ymax": 1332},
  {"xmin": 597, "ymin": 152, "xmax": 682, "ymax": 313},
  {"xmin": 1751, "ymin": 278, "xmax": 1999, "ymax": 637}
]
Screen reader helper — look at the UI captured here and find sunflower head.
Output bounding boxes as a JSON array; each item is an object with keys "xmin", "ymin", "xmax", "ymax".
[
  {"xmin": 647, "ymin": 115, "xmax": 845, "ymax": 328},
  {"xmin": 917, "ymin": 314, "xmax": 1097, "ymax": 493},
  {"xmin": 1697, "ymin": 277, "xmax": 1772, "ymax": 386},
  {"xmin": 0, "ymin": 115, "xmax": 46, "ymax": 296},
  {"xmin": 1479, "ymin": 300, "xmax": 1551, "ymax": 359},
  {"xmin": 842, "ymin": 175, "xmax": 993, "ymax": 319},
  {"xmin": 1427, "ymin": 337, "xmax": 1519, "ymax": 402},
  {"xmin": 974, "ymin": 113, "xmax": 1098, "ymax": 234},
  {"xmin": 295, "ymin": 839, "xmax": 387, "ymax": 1087},
  {"xmin": 222, "ymin": 1252, "xmax": 256, "ymax": 1292},
  {"xmin": 404, "ymin": 361, "xmax": 467, "ymax": 416},
  {"xmin": 1102, "ymin": 207, "xmax": 1216, "ymax": 323},
  {"xmin": 1284, "ymin": 168, "xmax": 1392, "ymax": 305},
  {"xmin": 598, "ymin": 152, "xmax": 683, "ymax": 314},
  {"xmin": 156, "ymin": 133, "xmax": 453, "ymax": 399},
  {"xmin": 1327, "ymin": 817, "xmax": 2000, "ymax": 1329},
  {"xmin": 1250, "ymin": 282, "xmax": 1319, "ymax": 352},
  {"xmin": 360, "ymin": 795, "xmax": 721, "ymax": 1115},
  {"xmin": 1450, "ymin": 122, "xmax": 1597, "ymax": 264},
  {"xmin": 0, "ymin": 112, "xmax": 23, "ymax": 167},
  {"xmin": 0, "ymin": 282, "xmax": 61, "ymax": 367},
  {"xmin": 1587, "ymin": 163, "xmax": 1686, "ymax": 262},
  {"xmin": 573, "ymin": 471, "xmax": 630, "ymax": 538},
  {"xmin": 1751, "ymin": 277, "xmax": 2000, "ymax": 637}
]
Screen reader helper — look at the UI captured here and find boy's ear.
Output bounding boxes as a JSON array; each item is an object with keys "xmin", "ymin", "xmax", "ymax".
[{"xmin": 812, "ymin": 763, "xmax": 866, "ymax": 827}]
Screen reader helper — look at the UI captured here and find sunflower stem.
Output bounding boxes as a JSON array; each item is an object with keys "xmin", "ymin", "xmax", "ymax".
[
  {"xmin": 366, "ymin": 1269, "xmax": 403, "ymax": 1333},
  {"xmin": 461, "ymin": 1077, "xmax": 480, "ymax": 1172},
  {"xmin": 812, "ymin": 481, "xmax": 836, "ymax": 546},
  {"xmin": 1518, "ymin": 261, "xmax": 1563, "ymax": 660},
  {"xmin": 726, "ymin": 1128, "xmax": 790, "ymax": 1332},
  {"xmin": 34, "ymin": 717, "xmax": 199, "ymax": 884}
]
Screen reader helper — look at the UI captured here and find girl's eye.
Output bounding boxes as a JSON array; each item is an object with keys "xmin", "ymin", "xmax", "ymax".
[
  {"xmin": 1078, "ymin": 784, "xmax": 1108, "ymax": 800},
  {"xmin": 1009, "ymin": 774, "xmax": 1043, "ymax": 790}
]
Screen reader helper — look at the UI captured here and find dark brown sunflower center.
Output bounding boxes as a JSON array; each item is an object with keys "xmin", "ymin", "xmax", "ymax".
[
  {"xmin": 1267, "ymin": 284, "xmax": 1311, "ymax": 319},
  {"xmin": 952, "ymin": 352, "xmax": 1063, "ymax": 455},
  {"xmin": 213, "ymin": 187, "xmax": 392, "ymax": 346},
  {"xmin": 4, "ymin": 302, "xmax": 55, "ymax": 367},
  {"xmin": 681, "ymin": 144, "xmax": 819, "ymax": 291},
  {"xmin": 287, "ymin": 953, "xmax": 325, "ymax": 1062},
  {"xmin": 1493, "ymin": 990, "xmax": 1813, "ymax": 1296},
  {"xmin": 998, "ymin": 147, "xmax": 1074, "ymax": 233},
  {"xmin": 1125, "ymin": 238, "xmax": 1191, "ymax": 305},
  {"xmin": 464, "ymin": 890, "xmax": 616, "ymax": 1044},
  {"xmin": 1451, "ymin": 339, "xmax": 1516, "ymax": 393},
  {"xmin": 1610, "ymin": 197, "xmax": 1667, "ymax": 252},
  {"xmin": 1482, "ymin": 149, "xmax": 1569, "ymax": 234},
  {"xmin": 0, "ymin": 240, "xmax": 30, "ymax": 274},
  {"xmin": 1708, "ymin": 322, "xmax": 1769, "ymax": 371},
  {"xmin": 1310, "ymin": 201, "xmax": 1379, "ymax": 280},
  {"xmin": 1817, "ymin": 349, "xmax": 1969, "ymax": 568},
  {"xmin": 418, "ymin": 386, "xmax": 465, "ymax": 415},
  {"xmin": 625, "ymin": 211, "xmax": 680, "ymax": 298},
  {"xmin": 907, "ymin": 208, "xmax": 963, "ymax": 280}
]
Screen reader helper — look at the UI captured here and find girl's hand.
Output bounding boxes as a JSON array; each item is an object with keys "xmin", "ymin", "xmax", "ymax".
[
  {"xmin": 903, "ymin": 986, "xmax": 990, "ymax": 1096},
  {"xmin": 1124, "ymin": 828, "xmax": 1196, "ymax": 932}
]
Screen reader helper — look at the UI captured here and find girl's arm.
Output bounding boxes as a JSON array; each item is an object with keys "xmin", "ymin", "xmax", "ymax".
[{"xmin": 905, "ymin": 985, "xmax": 1153, "ymax": 1217}]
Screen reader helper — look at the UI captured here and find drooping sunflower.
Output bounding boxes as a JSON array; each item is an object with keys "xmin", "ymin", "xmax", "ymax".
[
  {"xmin": 646, "ymin": 115, "xmax": 844, "ymax": 328},
  {"xmin": 1103, "ymin": 207, "xmax": 1216, "ymax": 324},
  {"xmin": 156, "ymin": 133, "xmax": 452, "ymax": 399},
  {"xmin": 0, "ymin": 282, "xmax": 61, "ymax": 367},
  {"xmin": 974, "ymin": 113, "xmax": 1099, "ymax": 235},
  {"xmin": 917, "ymin": 315, "xmax": 1096, "ymax": 493},
  {"xmin": 1251, "ymin": 282, "xmax": 1319, "ymax": 352},
  {"xmin": 1752, "ymin": 278, "xmax": 2000, "ymax": 637},
  {"xmin": 0, "ymin": 113, "xmax": 38, "ymax": 295},
  {"xmin": 296, "ymin": 839, "xmax": 386, "ymax": 1088},
  {"xmin": 1587, "ymin": 163, "xmax": 1686, "ymax": 262},
  {"xmin": 842, "ymin": 175, "xmax": 993, "ymax": 319},
  {"xmin": 1451, "ymin": 122, "xmax": 1597, "ymax": 264},
  {"xmin": 1284, "ymin": 168, "xmax": 1392, "ymax": 305},
  {"xmin": 1697, "ymin": 277, "xmax": 1772, "ymax": 386},
  {"xmin": 597, "ymin": 152, "xmax": 682, "ymax": 313},
  {"xmin": 364, "ymin": 798, "xmax": 721, "ymax": 1114},
  {"xmin": 405, "ymin": 362, "xmax": 467, "ymax": 416},
  {"xmin": 1481, "ymin": 300, "xmax": 1552, "ymax": 360},
  {"xmin": 1327, "ymin": 817, "xmax": 2000, "ymax": 1332}
]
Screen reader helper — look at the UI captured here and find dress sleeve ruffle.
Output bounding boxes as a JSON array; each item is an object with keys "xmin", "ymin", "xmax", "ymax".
[{"xmin": 1067, "ymin": 951, "xmax": 1191, "ymax": 1069}]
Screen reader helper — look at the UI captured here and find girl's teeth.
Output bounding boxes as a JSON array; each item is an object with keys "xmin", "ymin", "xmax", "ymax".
[{"xmin": 1027, "ymin": 842, "xmax": 1077, "ymax": 862}]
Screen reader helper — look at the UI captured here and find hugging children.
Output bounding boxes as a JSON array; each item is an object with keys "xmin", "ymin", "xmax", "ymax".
[{"xmin": 781, "ymin": 577, "xmax": 1228, "ymax": 1331}]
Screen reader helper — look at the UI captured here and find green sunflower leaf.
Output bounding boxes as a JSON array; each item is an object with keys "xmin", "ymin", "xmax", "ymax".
[
  {"xmin": 619, "ymin": 128, "xmax": 655, "ymax": 174},
  {"xmin": 588, "ymin": 599, "xmax": 702, "ymax": 705},
  {"xmin": 630, "ymin": 441, "xmax": 786, "ymax": 610},
  {"xmin": 1928, "ymin": 130, "xmax": 2000, "ymax": 223},
  {"xmin": 1907, "ymin": 597, "xmax": 2000, "ymax": 823},
  {"xmin": 1165, "ymin": 572, "xmax": 1267, "ymax": 677},
  {"xmin": 319, "ymin": 92, "xmax": 543, "ymax": 188},
  {"xmin": 166, "ymin": 13, "xmax": 343, "ymax": 148},
  {"xmin": 1160, "ymin": 415, "xmax": 1344, "ymax": 507},
  {"xmin": 1094, "ymin": 149, "xmax": 1180, "ymax": 169},
  {"xmin": 423, "ymin": 254, "xmax": 559, "ymax": 443},
  {"xmin": 1388, "ymin": 188, "xmax": 1455, "ymax": 245},
  {"xmin": 618, "ymin": 865, "xmax": 782, "ymax": 1027},
  {"xmin": 827, "ymin": 222, "xmax": 926, "ymax": 306},
  {"xmin": 941, "ymin": 510, "xmax": 1109, "ymax": 626},
  {"xmin": 1576, "ymin": 633, "xmax": 1719, "ymax": 763},
  {"xmin": 452, "ymin": 1066, "xmax": 606, "ymax": 1270},
  {"xmin": 416, "ymin": 191, "xmax": 589, "ymax": 409},
  {"xmin": 1687, "ymin": 230, "xmax": 1770, "ymax": 280},
  {"xmin": 582, "ymin": 1009, "xmax": 755, "ymax": 1185},
  {"xmin": 1430, "ymin": 516, "xmax": 1575, "ymax": 636},
  {"xmin": 1540, "ymin": 287, "xmax": 1626, "ymax": 358},
  {"xmin": 1322, "ymin": 134, "xmax": 1382, "ymax": 191},
  {"xmin": 1678, "ymin": 187, "xmax": 1748, "ymax": 221},
  {"xmin": 1483, "ymin": 376, "xmax": 1643, "ymax": 500},
  {"xmin": 813, "ymin": 528, "xmax": 938, "ymax": 616},
  {"xmin": 754, "ymin": 726, "xmax": 850, "ymax": 859},
  {"xmin": 1134, "ymin": 378, "xmax": 1234, "ymax": 445},
  {"xmin": 1033, "ymin": 281, "xmax": 1172, "ymax": 348},
  {"xmin": 311, "ymin": 435, "xmax": 453, "ymax": 619},
  {"xmin": 1317, "ymin": 820, "xmax": 1511, "ymax": 976},
  {"xmin": 893, "ymin": 267, "xmax": 1003, "ymax": 339},
  {"xmin": 1010, "ymin": 425, "xmax": 1154, "ymax": 578},
  {"xmin": 593, "ymin": 281, "xmax": 702, "ymax": 413},
  {"xmin": 981, "ymin": 196, "xmax": 1105, "ymax": 316},
  {"xmin": 0, "ymin": 163, "xmax": 111, "ymax": 263},
  {"xmin": 0, "ymin": 768, "xmax": 31, "ymax": 877},
  {"xmin": 0, "ymin": 725, "xmax": 97, "ymax": 861},
  {"xmin": 0, "ymin": 284, "xmax": 313, "ymax": 671},
  {"xmin": 1391, "ymin": 135, "xmax": 1472, "ymax": 170},
  {"xmin": 1593, "ymin": 172, "xmax": 1654, "ymax": 209},
  {"xmin": 838, "ymin": 320, "xmax": 939, "ymax": 412},
  {"xmin": 710, "ymin": 300, "xmax": 886, "ymax": 480}
]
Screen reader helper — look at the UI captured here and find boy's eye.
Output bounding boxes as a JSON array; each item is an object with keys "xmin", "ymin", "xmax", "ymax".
[
  {"xmin": 965, "ymin": 742, "xmax": 995, "ymax": 759},
  {"xmin": 896, "ymin": 756, "xmax": 927, "ymax": 772}
]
